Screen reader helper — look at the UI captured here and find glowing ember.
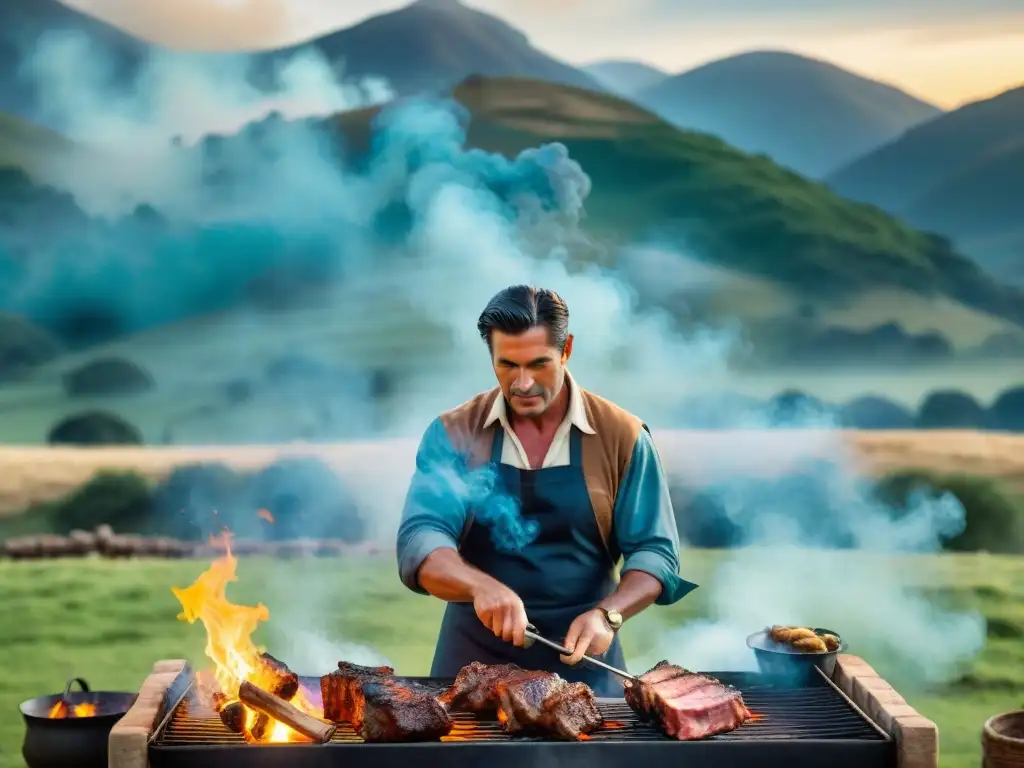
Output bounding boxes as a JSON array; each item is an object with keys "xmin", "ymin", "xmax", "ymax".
[
  {"xmin": 171, "ymin": 532, "xmax": 320, "ymax": 743},
  {"xmin": 257, "ymin": 509, "xmax": 275, "ymax": 524},
  {"xmin": 48, "ymin": 701, "xmax": 97, "ymax": 719}
]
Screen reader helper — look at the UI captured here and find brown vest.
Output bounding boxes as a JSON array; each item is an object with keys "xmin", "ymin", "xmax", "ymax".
[{"xmin": 438, "ymin": 386, "xmax": 644, "ymax": 559}]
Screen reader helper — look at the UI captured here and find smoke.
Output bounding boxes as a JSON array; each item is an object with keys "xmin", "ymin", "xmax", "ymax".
[
  {"xmin": 5, "ymin": 28, "xmax": 988, "ymax": 683},
  {"xmin": 634, "ymin": 424, "xmax": 987, "ymax": 687}
]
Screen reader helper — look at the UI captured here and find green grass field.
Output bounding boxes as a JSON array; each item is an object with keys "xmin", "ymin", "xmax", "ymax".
[{"xmin": 1, "ymin": 552, "xmax": 1021, "ymax": 768}]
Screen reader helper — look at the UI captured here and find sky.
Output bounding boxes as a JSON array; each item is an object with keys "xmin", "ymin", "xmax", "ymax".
[{"xmin": 68, "ymin": 0, "xmax": 1024, "ymax": 108}]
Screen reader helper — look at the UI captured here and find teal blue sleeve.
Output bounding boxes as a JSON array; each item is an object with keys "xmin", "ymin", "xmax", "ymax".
[
  {"xmin": 395, "ymin": 417, "xmax": 468, "ymax": 594},
  {"xmin": 614, "ymin": 428, "xmax": 698, "ymax": 606}
]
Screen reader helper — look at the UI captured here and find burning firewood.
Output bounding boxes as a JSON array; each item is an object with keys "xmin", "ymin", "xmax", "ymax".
[
  {"xmin": 258, "ymin": 652, "xmax": 299, "ymax": 700},
  {"xmin": 239, "ymin": 681, "xmax": 337, "ymax": 744},
  {"xmin": 218, "ymin": 700, "xmax": 248, "ymax": 734}
]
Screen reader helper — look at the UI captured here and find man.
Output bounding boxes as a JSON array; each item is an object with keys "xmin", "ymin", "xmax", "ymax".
[{"xmin": 396, "ymin": 285, "xmax": 695, "ymax": 696}]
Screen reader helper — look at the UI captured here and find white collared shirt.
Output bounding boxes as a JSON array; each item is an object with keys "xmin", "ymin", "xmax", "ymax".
[{"xmin": 483, "ymin": 372, "xmax": 596, "ymax": 469}]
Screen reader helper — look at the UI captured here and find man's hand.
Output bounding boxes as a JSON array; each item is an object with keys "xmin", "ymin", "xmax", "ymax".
[
  {"xmin": 561, "ymin": 609, "xmax": 615, "ymax": 665},
  {"xmin": 473, "ymin": 579, "xmax": 529, "ymax": 647}
]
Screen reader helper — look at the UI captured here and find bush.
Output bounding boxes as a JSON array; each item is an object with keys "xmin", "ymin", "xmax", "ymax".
[
  {"xmin": 989, "ymin": 386, "xmax": 1024, "ymax": 432},
  {"xmin": 839, "ymin": 395, "xmax": 915, "ymax": 429},
  {"xmin": 766, "ymin": 389, "xmax": 831, "ymax": 426},
  {"xmin": 151, "ymin": 463, "xmax": 251, "ymax": 540},
  {"xmin": 916, "ymin": 390, "xmax": 988, "ymax": 429},
  {"xmin": 62, "ymin": 357, "xmax": 155, "ymax": 397},
  {"xmin": 47, "ymin": 411, "xmax": 143, "ymax": 445},
  {"xmin": 873, "ymin": 470, "xmax": 1024, "ymax": 554},
  {"xmin": 47, "ymin": 471, "xmax": 154, "ymax": 534},
  {"xmin": 245, "ymin": 457, "xmax": 365, "ymax": 542},
  {"xmin": 0, "ymin": 313, "xmax": 62, "ymax": 381}
]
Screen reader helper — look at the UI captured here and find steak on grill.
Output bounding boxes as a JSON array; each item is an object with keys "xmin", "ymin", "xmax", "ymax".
[
  {"xmin": 320, "ymin": 661, "xmax": 453, "ymax": 742},
  {"xmin": 439, "ymin": 661, "xmax": 526, "ymax": 712},
  {"xmin": 623, "ymin": 661, "xmax": 751, "ymax": 740},
  {"xmin": 495, "ymin": 670, "xmax": 602, "ymax": 740},
  {"xmin": 361, "ymin": 679, "xmax": 454, "ymax": 742},
  {"xmin": 320, "ymin": 662, "xmax": 394, "ymax": 725}
]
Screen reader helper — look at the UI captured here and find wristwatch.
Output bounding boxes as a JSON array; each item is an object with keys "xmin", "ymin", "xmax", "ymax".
[{"xmin": 598, "ymin": 607, "xmax": 624, "ymax": 631}]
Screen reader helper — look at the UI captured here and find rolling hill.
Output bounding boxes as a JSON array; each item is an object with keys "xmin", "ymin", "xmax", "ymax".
[
  {"xmin": 583, "ymin": 59, "xmax": 669, "ymax": 96},
  {"xmin": 2, "ymin": 76, "xmax": 1024, "ymax": 444},
  {"xmin": 828, "ymin": 86, "xmax": 1024, "ymax": 282},
  {"xmin": 633, "ymin": 50, "xmax": 942, "ymax": 178},
  {"xmin": 252, "ymin": 0, "xmax": 602, "ymax": 97}
]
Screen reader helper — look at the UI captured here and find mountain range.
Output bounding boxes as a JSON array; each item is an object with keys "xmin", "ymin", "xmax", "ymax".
[
  {"xmin": 828, "ymin": 86, "xmax": 1024, "ymax": 282},
  {"xmin": 0, "ymin": 0, "xmax": 1020, "ymax": 327},
  {"xmin": 627, "ymin": 51, "xmax": 942, "ymax": 178},
  {"xmin": 1, "ymin": 0, "xmax": 942, "ymax": 180}
]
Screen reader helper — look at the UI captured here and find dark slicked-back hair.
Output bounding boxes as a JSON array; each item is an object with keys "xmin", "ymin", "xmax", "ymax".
[{"xmin": 477, "ymin": 285, "xmax": 570, "ymax": 350}]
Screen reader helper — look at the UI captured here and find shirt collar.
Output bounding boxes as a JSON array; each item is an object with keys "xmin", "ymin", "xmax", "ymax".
[{"xmin": 484, "ymin": 371, "xmax": 596, "ymax": 435}]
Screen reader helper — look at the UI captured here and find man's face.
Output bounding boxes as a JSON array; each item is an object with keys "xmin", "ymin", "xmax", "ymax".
[{"xmin": 490, "ymin": 326, "xmax": 573, "ymax": 418}]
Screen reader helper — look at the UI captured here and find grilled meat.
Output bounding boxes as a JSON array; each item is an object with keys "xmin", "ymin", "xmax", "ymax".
[
  {"xmin": 624, "ymin": 661, "xmax": 750, "ymax": 740},
  {"xmin": 320, "ymin": 662, "xmax": 395, "ymax": 724},
  {"xmin": 768, "ymin": 626, "xmax": 838, "ymax": 654},
  {"xmin": 768, "ymin": 626, "xmax": 817, "ymax": 644},
  {"xmin": 792, "ymin": 636, "xmax": 828, "ymax": 653},
  {"xmin": 495, "ymin": 670, "xmax": 602, "ymax": 740},
  {"xmin": 439, "ymin": 661, "xmax": 526, "ymax": 711},
  {"xmin": 821, "ymin": 633, "xmax": 841, "ymax": 652},
  {"xmin": 259, "ymin": 652, "xmax": 299, "ymax": 700},
  {"xmin": 321, "ymin": 661, "xmax": 453, "ymax": 742},
  {"xmin": 360, "ymin": 679, "xmax": 454, "ymax": 742}
]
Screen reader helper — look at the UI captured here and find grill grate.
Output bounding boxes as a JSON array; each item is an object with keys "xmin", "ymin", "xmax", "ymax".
[{"xmin": 152, "ymin": 671, "xmax": 888, "ymax": 746}]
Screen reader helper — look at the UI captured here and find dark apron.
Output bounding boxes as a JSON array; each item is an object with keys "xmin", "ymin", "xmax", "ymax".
[{"xmin": 429, "ymin": 426, "xmax": 627, "ymax": 697}]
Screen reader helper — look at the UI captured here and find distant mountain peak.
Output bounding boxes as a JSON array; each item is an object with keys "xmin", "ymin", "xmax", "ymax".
[{"xmin": 410, "ymin": 0, "xmax": 465, "ymax": 9}]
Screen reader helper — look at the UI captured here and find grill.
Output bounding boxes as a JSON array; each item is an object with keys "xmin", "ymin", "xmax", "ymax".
[{"xmin": 149, "ymin": 668, "xmax": 894, "ymax": 768}]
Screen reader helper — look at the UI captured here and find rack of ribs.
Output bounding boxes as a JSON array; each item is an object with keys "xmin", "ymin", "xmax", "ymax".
[
  {"xmin": 441, "ymin": 663, "xmax": 602, "ymax": 740},
  {"xmin": 623, "ymin": 661, "xmax": 751, "ymax": 740},
  {"xmin": 320, "ymin": 661, "xmax": 453, "ymax": 742}
]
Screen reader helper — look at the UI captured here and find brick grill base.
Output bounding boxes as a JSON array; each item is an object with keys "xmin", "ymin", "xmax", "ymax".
[{"xmin": 111, "ymin": 655, "xmax": 939, "ymax": 768}]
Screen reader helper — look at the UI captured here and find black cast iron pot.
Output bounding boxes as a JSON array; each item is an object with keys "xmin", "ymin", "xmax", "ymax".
[{"xmin": 20, "ymin": 677, "xmax": 138, "ymax": 768}]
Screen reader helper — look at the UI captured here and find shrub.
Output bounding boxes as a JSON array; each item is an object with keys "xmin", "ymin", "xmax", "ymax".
[
  {"xmin": 62, "ymin": 357, "xmax": 155, "ymax": 397},
  {"xmin": 0, "ymin": 313, "xmax": 62, "ymax": 381},
  {"xmin": 873, "ymin": 470, "xmax": 1024, "ymax": 554},
  {"xmin": 766, "ymin": 389, "xmax": 831, "ymax": 426},
  {"xmin": 838, "ymin": 395, "xmax": 915, "ymax": 429},
  {"xmin": 151, "ymin": 463, "xmax": 250, "ymax": 540},
  {"xmin": 47, "ymin": 411, "xmax": 143, "ymax": 445},
  {"xmin": 916, "ymin": 390, "xmax": 987, "ymax": 429},
  {"xmin": 47, "ymin": 471, "xmax": 154, "ymax": 534},
  {"xmin": 989, "ymin": 386, "xmax": 1024, "ymax": 432},
  {"xmin": 245, "ymin": 457, "xmax": 365, "ymax": 542}
]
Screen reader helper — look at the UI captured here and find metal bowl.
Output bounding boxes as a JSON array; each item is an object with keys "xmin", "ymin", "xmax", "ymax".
[{"xmin": 746, "ymin": 627, "xmax": 845, "ymax": 687}]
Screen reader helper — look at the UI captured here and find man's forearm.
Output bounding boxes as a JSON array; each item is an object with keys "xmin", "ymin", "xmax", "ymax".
[
  {"xmin": 598, "ymin": 570, "xmax": 663, "ymax": 620},
  {"xmin": 416, "ymin": 547, "xmax": 499, "ymax": 603}
]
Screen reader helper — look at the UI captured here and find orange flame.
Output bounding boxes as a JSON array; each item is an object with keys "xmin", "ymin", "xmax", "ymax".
[
  {"xmin": 47, "ymin": 701, "xmax": 97, "ymax": 719},
  {"xmin": 257, "ymin": 509, "xmax": 275, "ymax": 524},
  {"xmin": 171, "ymin": 531, "xmax": 319, "ymax": 743}
]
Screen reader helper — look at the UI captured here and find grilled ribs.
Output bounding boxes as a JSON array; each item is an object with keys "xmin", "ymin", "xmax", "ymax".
[
  {"xmin": 623, "ymin": 661, "xmax": 751, "ymax": 740},
  {"xmin": 321, "ymin": 662, "xmax": 395, "ymax": 725},
  {"xmin": 439, "ymin": 661, "xmax": 526, "ymax": 711},
  {"xmin": 320, "ymin": 661, "xmax": 453, "ymax": 742},
  {"xmin": 496, "ymin": 671, "xmax": 603, "ymax": 740},
  {"xmin": 361, "ymin": 680, "xmax": 454, "ymax": 742}
]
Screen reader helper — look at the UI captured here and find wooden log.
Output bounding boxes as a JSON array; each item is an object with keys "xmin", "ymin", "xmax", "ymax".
[{"xmin": 238, "ymin": 681, "xmax": 336, "ymax": 744}]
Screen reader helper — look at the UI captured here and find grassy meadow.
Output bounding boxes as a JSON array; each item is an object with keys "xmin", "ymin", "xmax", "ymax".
[{"xmin": 0, "ymin": 552, "xmax": 1021, "ymax": 768}]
